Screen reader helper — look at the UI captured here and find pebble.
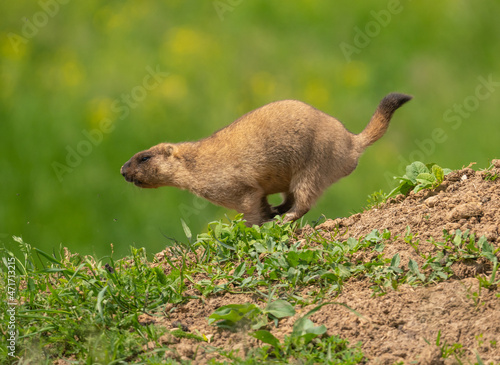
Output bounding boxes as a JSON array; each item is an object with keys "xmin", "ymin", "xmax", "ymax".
[
  {"xmin": 425, "ymin": 196, "xmax": 440, "ymax": 207},
  {"xmin": 447, "ymin": 202, "xmax": 483, "ymax": 221}
]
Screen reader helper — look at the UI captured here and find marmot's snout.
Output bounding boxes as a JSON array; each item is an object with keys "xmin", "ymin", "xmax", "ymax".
[
  {"xmin": 120, "ymin": 161, "xmax": 139, "ymax": 185},
  {"xmin": 120, "ymin": 158, "xmax": 157, "ymax": 188},
  {"xmin": 120, "ymin": 162, "xmax": 130, "ymax": 179}
]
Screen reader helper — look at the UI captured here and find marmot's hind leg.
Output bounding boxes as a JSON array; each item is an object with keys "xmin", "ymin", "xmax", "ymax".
[
  {"xmin": 283, "ymin": 177, "xmax": 324, "ymax": 223},
  {"xmin": 271, "ymin": 193, "xmax": 295, "ymax": 216}
]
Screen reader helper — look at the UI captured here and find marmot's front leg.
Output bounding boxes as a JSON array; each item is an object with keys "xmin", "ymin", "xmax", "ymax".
[{"xmin": 240, "ymin": 191, "xmax": 274, "ymax": 227}]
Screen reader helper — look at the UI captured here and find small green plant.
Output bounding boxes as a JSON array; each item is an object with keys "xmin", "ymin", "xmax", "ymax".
[
  {"xmin": 465, "ymin": 282, "xmax": 483, "ymax": 307},
  {"xmin": 388, "ymin": 161, "xmax": 452, "ymax": 198},
  {"xmin": 208, "ymin": 299, "xmax": 295, "ymax": 331},
  {"xmin": 404, "ymin": 226, "xmax": 420, "ymax": 254},
  {"xmin": 362, "ymin": 161, "xmax": 453, "ymax": 209},
  {"xmin": 484, "ymin": 172, "xmax": 498, "ymax": 181},
  {"xmin": 208, "ymin": 302, "xmax": 364, "ymax": 364},
  {"xmin": 365, "ymin": 253, "xmax": 404, "ymax": 294},
  {"xmin": 365, "ymin": 189, "xmax": 387, "ymax": 210},
  {"xmin": 435, "ymin": 330, "xmax": 465, "ymax": 360},
  {"xmin": 477, "ymin": 260, "xmax": 499, "ymax": 290},
  {"xmin": 252, "ymin": 303, "xmax": 364, "ymax": 364},
  {"xmin": 481, "ymin": 162, "xmax": 499, "ymax": 181},
  {"xmin": 407, "ymin": 259, "xmax": 426, "ymax": 284}
]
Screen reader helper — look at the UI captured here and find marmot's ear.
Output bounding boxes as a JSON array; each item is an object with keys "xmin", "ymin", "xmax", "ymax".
[{"xmin": 160, "ymin": 143, "xmax": 175, "ymax": 157}]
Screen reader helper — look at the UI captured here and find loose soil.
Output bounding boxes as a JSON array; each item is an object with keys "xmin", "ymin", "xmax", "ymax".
[{"xmin": 148, "ymin": 161, "xmax": 500, "ymax": 364}]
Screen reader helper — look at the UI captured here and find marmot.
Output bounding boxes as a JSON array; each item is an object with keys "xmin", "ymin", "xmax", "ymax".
[{"xmin": 121, "ymin": 93, "xmax": 412, "ymax": 226}]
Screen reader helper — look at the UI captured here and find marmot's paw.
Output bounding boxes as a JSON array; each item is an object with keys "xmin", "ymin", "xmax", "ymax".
[{"xmin": 283, "ymin": 213, "xmax": 299, "ymax": 223}]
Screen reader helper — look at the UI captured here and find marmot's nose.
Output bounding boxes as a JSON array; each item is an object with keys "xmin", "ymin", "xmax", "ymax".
[{"xmin": 120, "ymin": 161, "xmax": 130, "ymax": 176}]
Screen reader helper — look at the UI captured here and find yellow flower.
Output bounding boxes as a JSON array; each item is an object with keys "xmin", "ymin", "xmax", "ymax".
[
  {"xmin": 342, "ymin": 61, "xmax": 369, "ymax": 88},
  {"xmin": 168, "ymin": 27, "xmax": 208, "ymax": 56},
  {"xmin": 62, "ymin": 60, "xmax": 84, "ymax": 88},
  {"xmin": 304, "ymin": 79, "xmax": 329, "ymax": 108},
  {"xmin": 160, "ymin": 74, "xmax": 188, "ymax": 102},
  {"xmin": 88, "ymin": 98, "xmax": 115, "ymax": 130},
  {"xmin": 251, "ymin": 72, "xmax": 276, "ymax": 98}
]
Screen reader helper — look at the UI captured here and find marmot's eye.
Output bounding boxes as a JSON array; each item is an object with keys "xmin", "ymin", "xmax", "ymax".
[{"xmin": 140, "ymin": 156, "xmax": 151, "ymax": 163}]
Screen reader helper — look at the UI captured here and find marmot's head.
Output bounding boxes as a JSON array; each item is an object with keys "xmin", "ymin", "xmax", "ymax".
[{"xmin": 120, "ymin": 143, "xmax": 181, "ymax": 188}]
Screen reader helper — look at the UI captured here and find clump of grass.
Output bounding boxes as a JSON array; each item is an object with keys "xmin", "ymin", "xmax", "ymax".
[
  {"xmin": 365, "ymin": 190, "xmax": 387, "ymax": 210},
  {"xmin": 0, "ymin": 237, "xmax": 181, "ymax": 364},
  {"xmin": 208, "ymin": 301, "xmax": 364, "ymax": 364},
  {"xmin": 480, "ymin": 162, "xmax": 499, "ymax": 181}
]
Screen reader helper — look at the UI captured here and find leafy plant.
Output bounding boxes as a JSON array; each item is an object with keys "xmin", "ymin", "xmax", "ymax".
[
  {"xmin": 252, "ymin": 303, "xmax": 363, "ymax": 364},
  {"xmin": 208, "ymin": 302, "xmax": 364, "ymax": 364},
  {"xmin": 365, "ymin": 189, "xmax": 387, "ymax": 210},
  {"xmin": 208, "ymin": 299, "xmax": 295, "ymax": 331},
  {"xmin": 480, "ymin": 162, "xmax": 499, "ymax": 181},
  {"xmin": 404, "ymin": 226, "xmax": 420, "ymax": 254},
  {"xmin": 365, "ymin": 253, "xmax": 403, "ymax": 294},
  {"xmin": 388, "ymin": 161, "xmax": 452, "ymax": 198}
]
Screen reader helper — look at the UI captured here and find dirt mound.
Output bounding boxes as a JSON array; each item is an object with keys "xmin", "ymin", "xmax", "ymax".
[
  {"xmin": 315, "ymin": 161, "xmax": 500, "ymax": 260},
  {"xmin": 150, "ymin": 161, "xmax": 500, "ymax": 364}
]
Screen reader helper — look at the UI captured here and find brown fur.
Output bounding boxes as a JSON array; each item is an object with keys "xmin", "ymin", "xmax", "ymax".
[{"xmin": 121, "ymin": 93, "xmax": 412, "ymax": 226}]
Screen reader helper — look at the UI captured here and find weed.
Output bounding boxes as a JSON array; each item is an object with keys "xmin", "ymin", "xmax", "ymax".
[
  {"xmin": 365, "ymin": 253, "xmax": 403, "ymax": 294},
  {"xmin": 208, "ymin": 300, "xmax": 295, "ymax": 331},
  {"xmin": 388, "ymin": 161, "xmax": 452, "ymax": 198},
  {"xmin": 404, "ymin": 226, "xmax": 420, "ymax": 255},
  {"xmin": 435, "ymin": 330, "xmax": 465, "ymax": 360},
  {"xmin": 428, "ymin": 229, "xmax": 499, "ymax": 287},
  {"xmin": 208, "ymin": 302, "xmax": 365, "ymax": 364},
  {"xmin": 484, "ymin": 172, "xmax": 498, "ymax": 181},
  {"xmin": 480, "ymin": 162, "xmax": 499, "ymax": 181},
  {"xmin": 365, "ymin": 189, "xmax": 387, "ymax": 210}
]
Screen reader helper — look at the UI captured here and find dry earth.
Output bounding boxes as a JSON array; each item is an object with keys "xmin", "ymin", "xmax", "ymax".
[{"xmin": 145, "ymin": 161, "xmax": 500, "ymax": 364}]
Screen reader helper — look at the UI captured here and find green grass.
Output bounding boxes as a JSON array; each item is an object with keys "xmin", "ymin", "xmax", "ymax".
[
  {"xmin": 481, "ymin": 162, "xmax": 499, "ymax": 182},
  {"xmin": 2, "ymin": 206, "xmax": 498, "ymax": 363}
]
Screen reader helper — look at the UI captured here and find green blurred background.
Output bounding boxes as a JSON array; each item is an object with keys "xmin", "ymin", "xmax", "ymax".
[{"xmin": 2, "ymin": 1, "xmax": 499, "ymax": 259}]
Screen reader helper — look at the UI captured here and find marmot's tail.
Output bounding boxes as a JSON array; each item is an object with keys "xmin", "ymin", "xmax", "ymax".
[{"xmin": 357, "ymin": 93, "xmax": 412, "ymax": 150}]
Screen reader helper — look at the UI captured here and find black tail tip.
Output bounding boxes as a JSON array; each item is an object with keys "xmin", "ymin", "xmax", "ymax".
[{"xmin": 381, "ymin": 92, "xmax": 413, "ymax": 110}]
